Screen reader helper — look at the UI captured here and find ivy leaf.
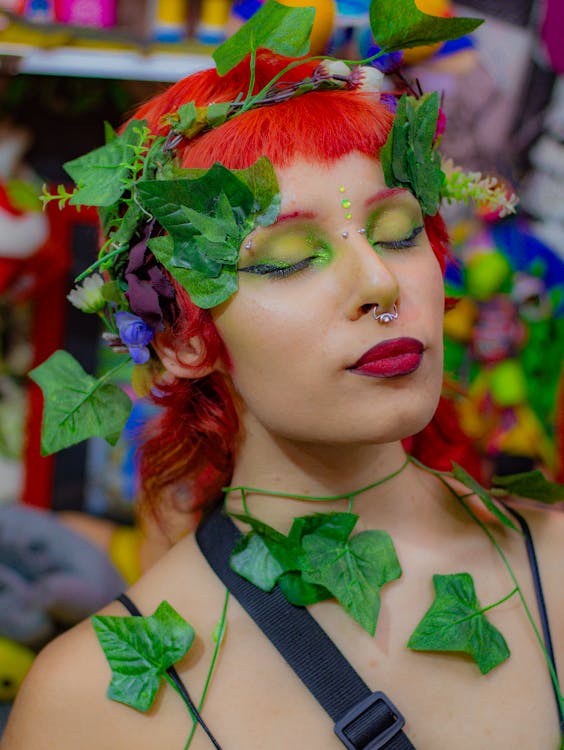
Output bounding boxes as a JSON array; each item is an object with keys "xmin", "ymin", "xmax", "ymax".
[
  {"xmin": 229, "ymin": 512, "xmax": 303, "ymax": 573},
  {"xmin": 92, "ymin": 601, "xmax": 195, "ymax": 712},
  {"xmin": 380, "ymin": 94, "xmax": 444, "ymax": 216},
  {"xmin": 148, "ymin": 235, "xmax": 238, "ymax": 308},
  {"xmin": 29, "ymin": 350, "xmax": 132, "ymax": 455},
  {"xmin": 492, "ymin": 470, "xmax": 564, "ymax": 504},
  {"xmin": 289, "ymin": 512, "xmax": 359, "ymax": 542},
  {"xmin": 301, "ymin": 528, "xmax": 402, "ymax": 634},
  {"xmin": 370, "ymin": 0, "xmax": 483, "ymax": 53},
  {"xmin": 278, "ymin": 571, "xmax": 332, "ymax": 606},
  {"xmin": 235, "ymin": 156, "xmax": 281, "ymax": 227},
  {"xmin": 451, "ymin": 463, "xmax": 518, "ymax": 532},
  {"xmin": 213, "ymin": 0, "xmax": 314, "ymax": 75},
  {"xmin": 408, "ymin": 573, "xmax": 511, "ymax": 674},
  {"xmin": 230, "ymin": 533, "xmax": 288, "ymax": 591},
  {"xmin": 64, "ymin": 119, "xmax": 148, "ymax": 207}
]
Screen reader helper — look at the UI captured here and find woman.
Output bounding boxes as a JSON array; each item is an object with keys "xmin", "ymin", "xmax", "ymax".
[{"xmin": 3, "ymin": 22, "xmax": 563, "ymax": 750}]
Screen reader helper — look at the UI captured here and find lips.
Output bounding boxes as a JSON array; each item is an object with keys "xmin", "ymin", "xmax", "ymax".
[{"xmin": 349, "ymin": 337, "xmax": 424, "ymax": 378}]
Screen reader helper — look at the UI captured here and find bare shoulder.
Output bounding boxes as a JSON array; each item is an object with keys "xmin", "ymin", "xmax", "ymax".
[
  {"xmin": 1, "ymin": 612, "xmax": 120, "ymax": 750},
  {"xmin": 1, "ymin": 532, "xmax": 224, "ymax": 750}
]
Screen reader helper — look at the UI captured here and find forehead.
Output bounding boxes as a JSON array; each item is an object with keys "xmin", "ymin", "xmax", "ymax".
[{"xmin": 273, "ymin": 152, "xmax": 418, "ymax": 216}]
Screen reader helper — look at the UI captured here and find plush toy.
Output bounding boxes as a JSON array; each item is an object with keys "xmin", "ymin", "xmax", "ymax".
[{"xmin": 0, "ymin": 505, "xmax": 125, "ymax": 649}]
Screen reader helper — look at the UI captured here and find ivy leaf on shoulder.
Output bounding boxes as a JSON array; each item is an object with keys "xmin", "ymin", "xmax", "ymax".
[
  {"xmin": 492, "ymin": 470, "xmax": 564, "ymax": 505},
  {"xmin": 408, "ymin": 573, "xmax": 511, "ymax": 674},
  {"xmin": 451, "ymin": 463, "xmax": 518, "ymax": 532},
  {"xmin": 370, "ymin": 0, "xmax": 483, "ymax": 53},
  {"xmin": 92, "ymin": 601, "xmax": 195, "ymax": 712},
  {"xmin": 29, "ymin": 350, "xmax": 132, "ymax": 455},
  {"xmin": 148, "ymin": 235, "xmax": 238, "ymax": 309},
  {"xmin": 277, "ymin": 571, "xmax": 332, "ymax": 606},
  {"xmin": 64, "ymin": 119, "xmax": 148, "ymax": 207},
  {"xmin": 213, "ymin": 0, "xmax": 314, "ymax": 76},
  {"xmin": 301, "ymin": 522, "xmax": 401, "ymax": 635}
]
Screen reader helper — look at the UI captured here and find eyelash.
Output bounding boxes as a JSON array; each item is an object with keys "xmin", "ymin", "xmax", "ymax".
[
  {"xmin": 240, "ymin": 256, "xmax": 315, "ymax": 278},
  {"xmin": 372, "ymin": 224, "xmax": 424, "ymax": 250}
]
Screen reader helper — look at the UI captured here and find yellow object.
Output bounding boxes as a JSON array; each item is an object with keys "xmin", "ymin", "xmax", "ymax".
[
  {"xmin": 0, "ymin": 638, "xmax": 35, "ymax": 702},
  {"xmin": 108, "ymin": 526, "xmax": 145, "ymax": 585},
  {"xmin": 402, "ymin": 0, "xmax": 451, "ymax": 65},
  {"xmin": 200, "ymin": 0, "xmax": 230, "ymax": 27},
  {"xmin": 443, "ymin": 296, "xmax": 477, "ymax": 342},
  {"xmin": 154, "ymin": 0, "xmax": 188, "ymax": 24},
  {"xmin": 280, "ymin": 0, "xmax": 336, "ymax": 55}
]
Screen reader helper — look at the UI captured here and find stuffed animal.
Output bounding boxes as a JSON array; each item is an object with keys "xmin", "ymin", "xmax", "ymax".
[{"xmin": 0, "ymin": 505, "xmax": 125, "ymax": 648}]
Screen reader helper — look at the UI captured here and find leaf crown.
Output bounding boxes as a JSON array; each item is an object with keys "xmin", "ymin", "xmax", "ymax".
[{"xmin": 33, "ymin": 0, "xmax": 517, "ymax": 454}]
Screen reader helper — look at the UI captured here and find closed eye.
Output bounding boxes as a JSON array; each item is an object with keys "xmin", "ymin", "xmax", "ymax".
[
  {"xmin": 376, "ymin": 225, "xmax": 424, "ymax": 250},
  {"xmin": 239, "ymin": 257, "xmax": 315, "ymax": 278}
]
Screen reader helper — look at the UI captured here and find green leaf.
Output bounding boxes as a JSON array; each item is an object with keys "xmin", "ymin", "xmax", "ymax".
[
  {"xmin": 451, "ymin": 463, "xmax": 518, "ymax": 531},
  {"xmin": 213, "ymin": 0, "xmax": 314, "ymax": 75},
  {"xmin": 229, "ymin": 512, "xmax": 303, "ymax": 571},
  {"xmin": 278, "ymin": 571, "xmax": 332, "ymax": 606},
  {"xmin": 301, "ymin": 528, "xmax": 402, "ymax": 634},
  {"xmin": 235, "ymin": 156, "xmax": 281, "ymax": 227},
  {"xmin": 176, "ymin": 102, "xmax": 197, "ymax": 132},
  {"xmin": 29, "ymin": 351, "xmax": 132, "ymax": 455},
  {"xmin": 370, "ymin": 0, "xmax": 483, "ymax": 53},
  {"xmin": 408, "ymin": 573, "xmax": 511, "ymax": 674},
  {"xmin": 148, "ymin": 236, "xmax": 238, "ymax": 308},
  {"xmin": 92, "ymin": 601, "xmax": 195, "ymax": 712},
  {"xmin": 492, "ymin": 470, "xmax": 564, "ymax": 504},
  {"xmin": 206, "ymin": 102, "xmax": 231, "ymax": 127},
  {"xmin": 230, "ymin": 532, "xmax": 287, "ymax": 591},
  {"xmin": 289, "ymin": 512, "xmax": 359, "ymax": 542},
  {"xmin": 7, "ymin": 179, "xmax": 42, "ymax": 212},
  {"xmin": 64, "ymin": 119, "xmax": 148, "ymax": 207},
  {"xmin": 380, "ymin": 94, "xmax": 444, "ymax": 216}
]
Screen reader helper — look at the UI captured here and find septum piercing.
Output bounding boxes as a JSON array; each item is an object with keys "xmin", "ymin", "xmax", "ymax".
[{"xmin": 373, "ymin": 303, "xmax": 399, "ymax": 324}]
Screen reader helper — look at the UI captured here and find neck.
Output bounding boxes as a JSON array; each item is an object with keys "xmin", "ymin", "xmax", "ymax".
[{"xmin": 225, "ymin": 415, "xmax": 450, "ymax": 537}]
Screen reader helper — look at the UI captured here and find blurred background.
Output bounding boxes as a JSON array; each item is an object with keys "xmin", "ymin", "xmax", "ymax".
[{"xmin": 0, "ymin": 0, "xmax": 563, "ymax": 732}]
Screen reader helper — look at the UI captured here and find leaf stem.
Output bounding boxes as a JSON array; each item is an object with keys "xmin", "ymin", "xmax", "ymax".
[
  {"xmin": 75, "ymin": 244, "xmax": 129, "ymax": 283},
  {"xmin": 224, "ymin": 456, "xmax": 410, "ymax": 503},
  {"xmin": 480, "ymin": 587, "xmax": 518, "ymax": 615},
  {"xmin": 184, "ymin": 590, "xmax": 230, "ymax": 749}
]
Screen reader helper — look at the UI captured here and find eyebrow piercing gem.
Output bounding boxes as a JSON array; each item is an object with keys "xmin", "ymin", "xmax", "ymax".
[
  {"xmin": 357, "ymin": 228, "xmax": 366, "ymax": 235},
  {"xmin": 244, "ymin": 240, "xmax": 253, "ymax": 250},
  {"xmin": 341, "ymin": 231, "xmax": 349, "ymax": 239},
  {"xmin": 339, "ymin": 186, "xmax": 346, "ymax": 193},
  {"xmin": 345, "ymin": 212, "xmax": 352, "ymax": 220},
  {"xmin": 373, "ymin": 303, "xmax": 399, "ymax": 324},
  {"xmin": 341, "ymin": 199, "xmax": 351, "ymax": 209}
]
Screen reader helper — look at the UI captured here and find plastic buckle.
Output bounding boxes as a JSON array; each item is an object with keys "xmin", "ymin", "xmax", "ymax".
[{"xmin": 334, "ymin": 691, "xmax": 406, "ymax": 750}]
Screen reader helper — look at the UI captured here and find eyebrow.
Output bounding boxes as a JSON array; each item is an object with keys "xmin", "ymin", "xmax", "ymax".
[
  {"xmin": 273, "ymin": 210, "xmax": 316, "ymax": 225},
  {"xmin": 364, "ymin": 188, "xmax": 408, "ymax": 208}
]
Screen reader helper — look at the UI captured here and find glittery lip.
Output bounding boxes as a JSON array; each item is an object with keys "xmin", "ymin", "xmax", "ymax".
[{"xmin": 348, "ymin": 337, "xmax": 424, "ymax": 378}]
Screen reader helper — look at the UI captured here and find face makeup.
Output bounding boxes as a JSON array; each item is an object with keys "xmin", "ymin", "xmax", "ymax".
[{"xmin": 348, "ymin": 337, "xmax": 424, "ymax": 378}]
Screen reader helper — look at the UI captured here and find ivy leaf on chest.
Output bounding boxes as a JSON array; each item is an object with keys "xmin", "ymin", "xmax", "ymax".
[
  {"xmin": 408, "ymin": 573, "xmax": 511, "ymax": 674},
  {"xmin": 301, "ymin": 525, "xmax": 401, "ymax": 636},
  {"xmin": 92, "ymin": 601, "xmax": 195, "ymax": 711},
  {"xmin": 229, "ymin": 510, "xmax": 401, "ymax": 635}
]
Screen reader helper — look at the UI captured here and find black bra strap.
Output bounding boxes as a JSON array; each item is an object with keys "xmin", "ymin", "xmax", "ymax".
[
  {"xmin": 504, "ymin": 506, "xmax": 564, "ymax": 733},
  {"xmin": 196, "ymin": 505, "xmax": 416, "ymax": 750},
  {"xmin": 116, "ymin": 593, "xmax": 225, "ymax": 750}
]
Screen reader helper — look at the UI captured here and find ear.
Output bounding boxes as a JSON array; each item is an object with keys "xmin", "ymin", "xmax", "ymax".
[{"xmin": 152, "ymin": 331, "xmax": 217, "ymax": 379}]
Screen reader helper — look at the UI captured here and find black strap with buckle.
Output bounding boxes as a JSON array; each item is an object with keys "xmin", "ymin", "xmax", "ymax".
[{"xmin": 196, "ymin": 504, "xmax": 416, "ymax": 750}]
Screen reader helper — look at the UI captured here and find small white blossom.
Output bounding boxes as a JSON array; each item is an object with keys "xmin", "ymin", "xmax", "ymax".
[
  {"xmin": 347, "ymin": 66, "xmax": 384, "ymax": 92},
  {"xmin": 316, "ymin": 59, "xmax": 351, "ymax": 81},
  {"xmin": 67, "ymin": 273, "xmax": 105, "ymax": 313}
]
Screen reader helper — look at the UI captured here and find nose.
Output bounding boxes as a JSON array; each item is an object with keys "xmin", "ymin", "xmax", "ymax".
[{"xmin": 343, "ymin": 235, "xmax": 400, "ymax": 321}]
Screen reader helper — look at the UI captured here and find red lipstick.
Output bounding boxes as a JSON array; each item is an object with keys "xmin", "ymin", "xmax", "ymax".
[{"xmin": 349, "ymin": 337, "xmax": 424, "ymax": 378}]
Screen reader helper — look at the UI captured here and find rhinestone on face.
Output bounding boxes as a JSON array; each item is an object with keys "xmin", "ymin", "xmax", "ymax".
[
  {"xmin": 244, "ymin": 240, "xmax": 253, "ymax": 250},
  {"xmin": 341, "ymin": 231, "xmax": 349, "ymax": 239},
  {"xmin": 341, "ymin": 199, "xmax": 351, "ymax": 209},
  {"xmin": 357, "ymin": 228, "xmax": 366, "ymax": 235}
]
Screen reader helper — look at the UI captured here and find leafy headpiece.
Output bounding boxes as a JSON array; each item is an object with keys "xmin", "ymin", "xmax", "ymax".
[{"xmin": 31, "ymin": 0, "xmax": 517, "ymax": 454}]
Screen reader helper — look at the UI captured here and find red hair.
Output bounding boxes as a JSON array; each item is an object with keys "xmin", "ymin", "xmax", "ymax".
[{"xmin": 138, "ymin": 52, "xmax": 455, "ymax": 521}]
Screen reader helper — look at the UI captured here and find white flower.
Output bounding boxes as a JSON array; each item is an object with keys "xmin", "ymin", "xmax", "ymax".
[
  {"xmin": 67, "ymin": 273, "xmax": 105, "ymax": 313},
  {"xmin": 316, "ymin": 59, "xmax": 351, "ymax": 81},
  {"xmin": 347, "ymin": 66, "xmax": 384, "ymax": 92}
]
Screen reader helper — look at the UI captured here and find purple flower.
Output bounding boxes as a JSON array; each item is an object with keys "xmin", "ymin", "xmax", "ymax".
[
  {"xmin": 115, "ymin": 311, "xmax": 154, "ymax": 365},
  {"xmin": 125, "ymin": 224, "xmax": 175, "ymax": 330}
]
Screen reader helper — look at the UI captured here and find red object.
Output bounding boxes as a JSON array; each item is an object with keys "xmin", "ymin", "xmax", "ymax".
[
  {"xmin": 540, "ymin": 0, "xmax": 564, "ymax": 74},
  {"xmin": 20, "ymin": 199, "xmax": 98, "ymax": 508},
  {"xmin": 350, "ymin": 337, "xmax": 424, "ymax": 378}
]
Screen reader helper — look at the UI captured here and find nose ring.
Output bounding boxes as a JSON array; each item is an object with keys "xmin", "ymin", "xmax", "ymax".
[{"xmin": 373, "ymin": 303, "xmax": 399, "ymax": 324}]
